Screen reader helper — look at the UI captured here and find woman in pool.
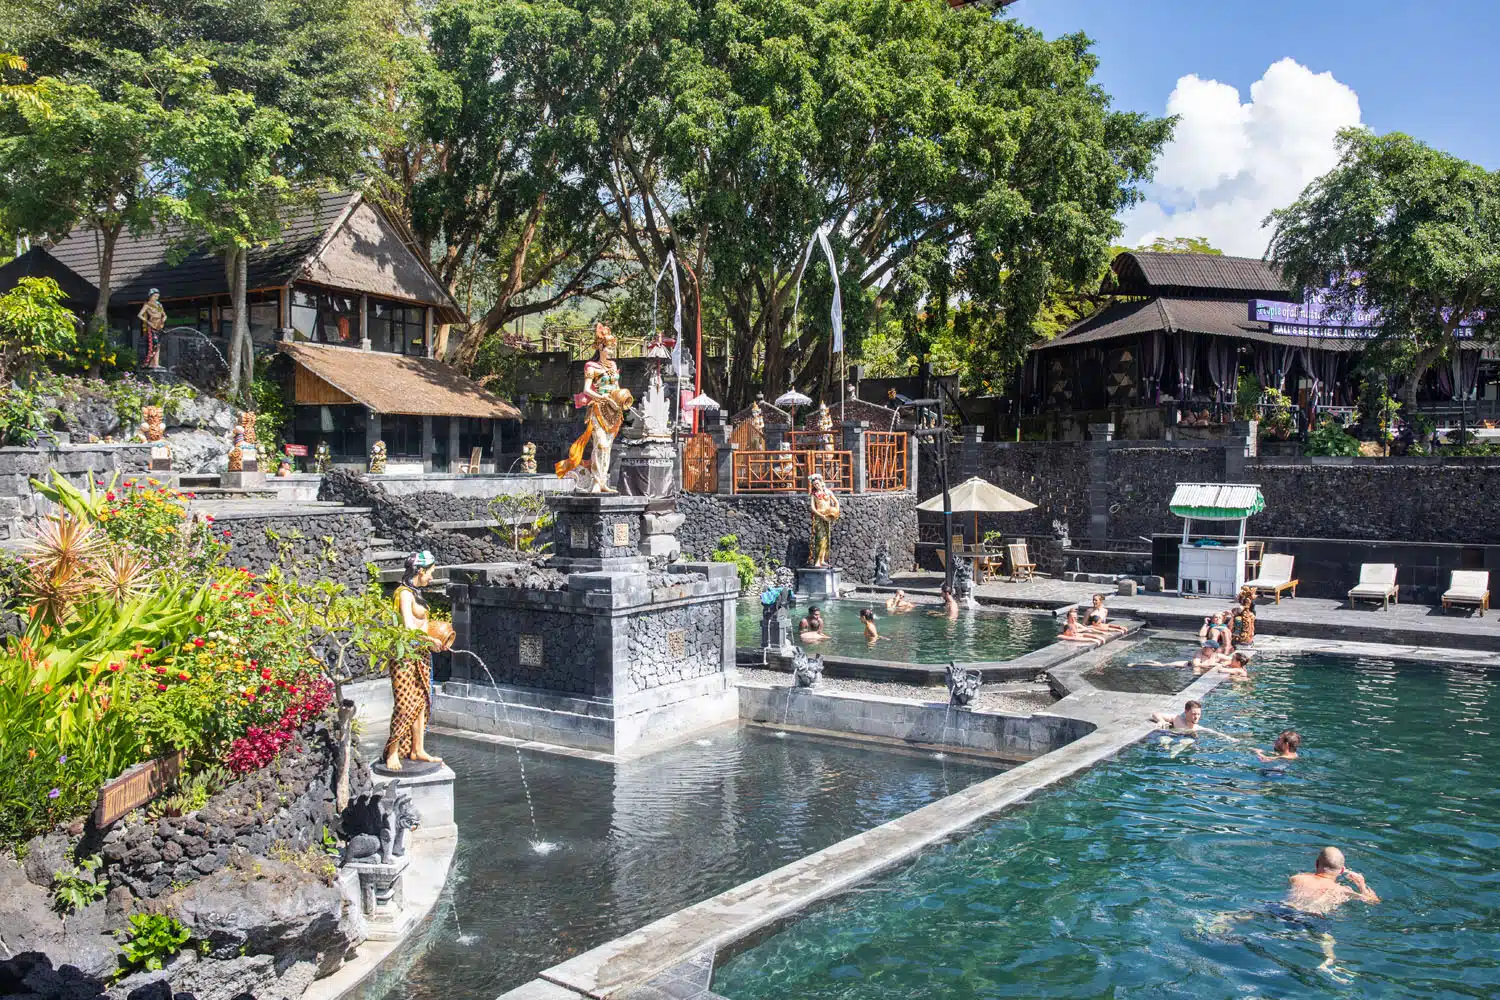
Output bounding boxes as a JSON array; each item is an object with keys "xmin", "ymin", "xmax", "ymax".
[
  {"xmin": 1254, "ymin": 729, "xmax": 1300, "ymax": 762},
  {"xmin": 799, "ymin": 605, "xmax": 829, "ymax": 643},
  {"xmin": 859, "ymin": 607, "xmax": 884, "ymax": 643},
  {"xmin": 1086, "ymin": 594, "xmax": 1130, "ymax": 635},
  {"xmin": 1199, "ymin": 612, "xmax": 1234, "ymax": 657},
  {"xmin": 1059, "ymin": 608, "xmax": 1106, "ymax": 646},
  {"xmin": 885, "ymin": 589, "xmax": 915, "ymax": 613}
]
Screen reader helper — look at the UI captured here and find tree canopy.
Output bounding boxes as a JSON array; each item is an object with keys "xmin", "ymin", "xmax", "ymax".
[{"xmin": 1268, "ymin": 128, "xmax": 1500, "ymax": 404}]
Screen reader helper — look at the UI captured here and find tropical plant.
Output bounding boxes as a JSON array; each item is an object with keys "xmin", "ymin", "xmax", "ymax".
[
  {"xmin": 0, "ymin": 277, "xmax": 78, "ymax": 383},
  {"xmin": 1233, "ymin": 372, "xmax": 1261, "ymax": 421},
  {"xmin": 1257, "ymin": 387, "xmax": 1296, "ymax": 440},
  {"xmin": 0, "ymin": 380, "xmax": 62, "ymax": 445},
  {"xmin": 51, "ymin": 853, "xmax": 107, "ymax": 914},
  {"xmin": 1304, "ymin": 416, "xmax": 1361, "ymax": 457},
  {"xmin": 118, "ymin": 913, "xmax": 191, "ymax": 972},
  {"xmin": 710, "ymin": 535, "xmax": 758, "ymax": 592},
  {"xmin": 489, "ymin": 492, "xmax": 548, "ymax": 550}
]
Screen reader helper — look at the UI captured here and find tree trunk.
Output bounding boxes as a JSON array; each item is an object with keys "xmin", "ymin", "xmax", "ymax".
[
  {"xmin": 225, "ymin": 246, "xmax": 252, "ymax": 401},
  {"xmin": 90, "ymin": 222, "xmax": 122, "ymax": 375}
]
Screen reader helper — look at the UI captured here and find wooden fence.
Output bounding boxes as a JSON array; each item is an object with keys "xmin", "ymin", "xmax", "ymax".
[
  {"xmin": 865, "ymin": 431, "xmax": 907, "ymax": 491},
  {"xmin": 732, "ymin": 449, "xmax": 853, "ymax": 493}
]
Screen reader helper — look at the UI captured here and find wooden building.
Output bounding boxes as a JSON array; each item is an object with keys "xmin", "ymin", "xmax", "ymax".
[{"xmin": 5, "ymin": 191, "xmax": 522, "ymax": 470}]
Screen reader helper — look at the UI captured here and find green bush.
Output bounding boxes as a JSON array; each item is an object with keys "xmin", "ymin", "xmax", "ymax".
[
  {"xmin": 1257, "ymin": 387, "xmax": 1296, "ymax": 439},
  {"xmin": 1304, "ymin": 416, "xmax": 1360, "ymax": 457},
  {"xmin": 0, "ymin": 381, "xmax": 62, "ymax": 445},
  {"xmin": 1232, "ymin": 372, "xmax": 1261, "ymax": 421},
  {"xmin": 52, "ymin": 853, "xmax": 108, "ymax": 914},
  {"xmin": 710, "ymin": 534, "xmax": 758, "ymax": 592},
  {"xmin": 119, "ymin": 913, "xmax": 191, "ymax": 972}
]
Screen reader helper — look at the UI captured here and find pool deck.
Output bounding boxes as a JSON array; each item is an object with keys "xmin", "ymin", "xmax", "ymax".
[
  {"xmin": 875, "ymin": 573, "xmax": 1500, "ymax": 653},
  {"xmin": 498, "ymin": 640, "xmax": 1225, "ymax": 1000}
]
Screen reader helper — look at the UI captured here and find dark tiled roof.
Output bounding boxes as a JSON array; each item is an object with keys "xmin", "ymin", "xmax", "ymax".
[
  {"xmin": 1035, "ymin": 297, "xmax": 1360, "ymax": 352},
  {"xmin": 1108, "ymin": 251, "xmax": 1291, "ymax": 298},
  {"xmin": 47, "ymin": 191, "xmax": 359, "ymax": 304},
  {"xmin": 279, "ymin": 341, "xmax": 521, "ymax": 419},
  {"xmin": 0, "ymin": 246, "xmax": 99, "ymax": 308}
]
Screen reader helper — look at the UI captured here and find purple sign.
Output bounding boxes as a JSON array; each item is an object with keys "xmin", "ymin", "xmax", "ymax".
[{"xmin": 1250, "ymin": 295, "xmax": 1481, "ymax": 339}]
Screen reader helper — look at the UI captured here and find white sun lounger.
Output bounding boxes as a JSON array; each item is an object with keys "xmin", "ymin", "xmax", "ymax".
[
  {"xmin": 1442, "ymin": 570, "xmax": 1490, "ymax": 616},
  {"xmin": 1244, "ymin": 553, "xmax": 1298, "ymax": 603},
  {"xmin": 1348, "ymin": 563, "xmax": 1399, "ymax": 609}
]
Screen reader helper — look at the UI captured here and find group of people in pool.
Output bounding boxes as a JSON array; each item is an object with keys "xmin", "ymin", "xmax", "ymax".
[
  {"xmin": 796, "ymin": 586, "xmax": 963, "ymax": 645},
  {"xmin": 1152, "ymin": 697, "xmax": 1379, "ymax": 980}
]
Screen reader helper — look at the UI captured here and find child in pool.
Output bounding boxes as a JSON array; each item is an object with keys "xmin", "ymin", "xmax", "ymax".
[
  {"xmin": 1253, "ymin": 729, "xmax": 1300, "ymax": 762},
  {"xmin": 859, "ymin": 607, "xmax": 883, "ymax": 643}
]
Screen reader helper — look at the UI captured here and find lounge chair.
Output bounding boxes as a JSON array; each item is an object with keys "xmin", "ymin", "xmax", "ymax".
[
  {"xmin": 1442, "ymin": 570, "xmax": 1490, "ymax": 616},
  {"xmin": 1007, "ymin": 542, "xmax": 1036, "ymax": 582},
  {"xmin": 1244, "ymin": 553, "xmax": 1298, "ymax": 604},
  {"xmin": 1348, "ymin": 563, "xmax": 1398, "ymax": 609}
]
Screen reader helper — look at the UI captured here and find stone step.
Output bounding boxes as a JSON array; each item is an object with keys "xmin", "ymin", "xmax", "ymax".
[
  {"xmin": 368, "ymin": 549, "xmax": 408, "ymax": 565},
  {"xmin": 377, "ymin": 566, "xmax": 454, "ymax": 585}
]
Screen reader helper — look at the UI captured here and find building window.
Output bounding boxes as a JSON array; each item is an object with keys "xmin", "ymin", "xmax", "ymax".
[
  {"xmin": 383, "ymin": 414, "xmax": 423, "ymax": 458},
  {"xmin": 291, "ymin": 405, "xmax": 366, "ymax": 460},
  {"xmin": 367, "ymin": 299, "xmax": 426, "ymax": 355},
  {"xmin": 290, "ymin": 289, "xmax": 359, "ymax": 345},
  {"xmin": 220, "ymin": 291, "xmax": 281, "ymax": 344},
  {"xmin": 457, "ymin": 418, "xmax": 489, "ymax": 469}
]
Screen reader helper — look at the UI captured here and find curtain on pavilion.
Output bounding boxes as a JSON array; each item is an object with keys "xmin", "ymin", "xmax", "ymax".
[
  {"xmin": 1174, "ymin": 332, "xmax": 1199, "ymax": 397},
  {"xmin": 1140, "ymin": 332, "xmax": 1166, "ymax": 403},
  {"xmin": 1205, "ymin": 337, "xmax": 1236, "ymax": 401},
  {"xmin": 1455, "ymin": 349, "xmax": 1480, "ymax": 399}
]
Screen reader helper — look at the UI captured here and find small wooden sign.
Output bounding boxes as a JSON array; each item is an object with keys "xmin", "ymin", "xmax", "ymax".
[
  {"xmin": 284, "ymin": 444, "xmax": 309, "ymax": 457},
  {"xmin": 94, "ymin": 751, "xmax": 184, "ymax": 828}
]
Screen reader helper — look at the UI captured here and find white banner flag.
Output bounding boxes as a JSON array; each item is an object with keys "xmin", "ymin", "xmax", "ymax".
[
  {"xmin": 652, "ymin": 251, "xmax": 683, "ymax": 373},
  {"xmin": 817, "ymin": 229, "xmax": 843, "ymax": 354}
]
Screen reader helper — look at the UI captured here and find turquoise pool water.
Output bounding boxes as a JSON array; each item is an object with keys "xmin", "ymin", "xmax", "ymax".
[
  {"xmin": 735, "ymin": 598, "xmax": 1055, "ymax": 663},
  {"xmin": 715, "ymin": 652, "xmax": 1500, "ymax": 998}
]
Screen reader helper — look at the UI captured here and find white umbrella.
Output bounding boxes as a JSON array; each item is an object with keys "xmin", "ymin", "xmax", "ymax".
[
  {"xmin": 683, "ymin": 392, "xmax": 720, "ymax": 411},
  {"xmin": 918, "ymin": 476, "xmax": 1037, "ymax": 545},
  {"xmin": 774, "ymin": 389, "xmax": 813, "ymax": 408}
]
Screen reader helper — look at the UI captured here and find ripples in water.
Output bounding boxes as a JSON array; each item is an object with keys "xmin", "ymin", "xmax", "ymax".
[{"xmin": 735, "ymin": 598, "xmax": 1054, "ymax": 663}]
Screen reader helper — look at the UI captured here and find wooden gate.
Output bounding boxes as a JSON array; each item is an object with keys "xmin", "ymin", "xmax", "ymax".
[{"xmin": 682, "ymin": 433, "xmax": 719, "ymax": 492}]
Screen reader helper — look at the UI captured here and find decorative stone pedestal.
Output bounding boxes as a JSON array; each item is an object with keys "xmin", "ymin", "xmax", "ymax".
[
  {"xmin": 642, "ymin": 505, "xmax": 684, "ymax": 562},
  {"xmin": 616, "ymin": 437, "xmax": 678, "ymax": 498},
  {"xmin": 221, "ymin": 469, "xmax": 266, "ymax": 489},
  {"xmin": 345, "ymin": 855, "xmax": 416, "ymax": 942},
  {"xmin": 440, "ymin": 494, "xmax": 739, "ymax": 755},
  {"xmin": 372, "ymin": 763, "xmax": 456, "ymax": 843},
  {"xmin": 795, "ymin": 566, "xmax": 841, "ymax": 600},
  {"xmin": 149, "ymin": 443, "xmax": 172, "ymax": 473}
]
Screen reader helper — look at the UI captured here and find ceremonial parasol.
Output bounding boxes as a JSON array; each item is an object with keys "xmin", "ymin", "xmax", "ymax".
[{"xmin": 774, "ymin": 389, "xmax": 812, "ymax": 426}]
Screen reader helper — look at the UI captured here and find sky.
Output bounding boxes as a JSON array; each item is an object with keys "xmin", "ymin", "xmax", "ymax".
[{"xmin": 1007, "ymin": 0, "xmax": 1500, "ymax": 257}]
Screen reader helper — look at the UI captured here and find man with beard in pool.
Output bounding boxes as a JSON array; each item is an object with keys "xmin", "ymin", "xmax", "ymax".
[{"xmin": 1207, "ymin": 846, "xmax": 1379, "ymax": 983}]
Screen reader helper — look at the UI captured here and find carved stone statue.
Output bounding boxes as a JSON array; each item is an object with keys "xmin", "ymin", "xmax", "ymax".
[
  {"xmin": 141, "ymin": 406, "xmax": 166, "ymax": 442},
  {"xmin": 314, "ymin": 441, "xmax": 332, "ymax": 474},
  {"xmin": 759, "ymin": 581, "xmax": 796, "ymax": 653},
  {"xmin": 945, "ymin": 661, "xmax": 981, "ymax": 706},
  {"xmin": 730, "ymin": 400, "xmax": 768, "ymax": 452},
  {"xmin": 236, "ymin": 412, "xmax": 259, "ymax": 471},
  {"xmin": 137, "ymin": 289, "xmax": 166, "ymax": 368},
  {"xmin": 520, "ymin": 441, "xmax": 537, "ymax": 474},
  {"xmin": 807, "ymin": 472, "xmax": 842, "ymax": 568},
  {"xmin": 369, "ymin": 440, "xmax": 388, "ymax": 475},
  {"xmin": 556, "ymin": 324, "xmax": 634, "ymax": 493},
  {"xmin": 810, "ymin": 401, "xmax": 835, "ymax": 451},
  {"xmin": 340, "ymin": 784, "xmax": 421, "ymax": 867},
  {"xmin": 873, "ymin": 546, "xmax": 892, "ymax": 586},
  {"xmin": 385, "ymin": 552, "xmax": 452, "ymax": 772},
  {"xmin": 793, "ymin": 646, "xmax": 824, "ymax": 688},
  {"xmin": 954, "ymin": 549, "xmax": 975, "ymax": 603},
  {"xmin": 227, "ymin": 421, "xmax": 244, "ymax": 473}
]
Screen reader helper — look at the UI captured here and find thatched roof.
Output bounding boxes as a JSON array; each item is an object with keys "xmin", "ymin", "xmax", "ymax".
[
  {"xmin": 1106, "ymin": 251, "xmax": 1291, "ymax": 299},
  {"xmin": 1034, "ymin": 297, "xmax": 1362, "ymax": 353},
  {"xmin": 279, "ymin": 342, "xmax": 521, "ymax": 419}
]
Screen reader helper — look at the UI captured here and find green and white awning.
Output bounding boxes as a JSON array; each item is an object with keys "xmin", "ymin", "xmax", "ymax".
[{"xmin": 1169, "ymin": 483, "xmax": 1265, "ymax": 521}]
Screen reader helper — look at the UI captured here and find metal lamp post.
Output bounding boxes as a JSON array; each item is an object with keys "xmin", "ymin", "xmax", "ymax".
[{"xmin": 902, "ymin": 395, "xmax": 954, "ymax": 589}]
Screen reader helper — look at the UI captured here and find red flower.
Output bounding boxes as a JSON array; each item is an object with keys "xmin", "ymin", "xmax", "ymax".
[
  {"xmin": 259, "ymin": 668, "xmax": 272, "ymax": 680},
  {"xmin": 193, "ymin": 638, "xmax": 205, "ymax": 647},
  {"xmin": 155, "ymin": 666, "xmax": 167, "ymax": 675},
  {"xmin": 108, "ymin": 662, "xmax": 121, "ymax": 672},
  {"xmin": 156, "ymin": 683, "xmax": 167, "ymax": 692},
  {"xmin": 177, "ymin": 672, "xmax": 190, "ymax": 681}
]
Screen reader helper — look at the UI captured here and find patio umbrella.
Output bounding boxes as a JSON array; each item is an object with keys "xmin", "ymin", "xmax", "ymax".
[
  {"xmin": 774, "ymin": 389, "xmax": 813, "ymax": 428},
  {"xmin": 917, "ymin": 476, "xmax": 1037, "ymax": 544},
  {"xmin": 683, "ymin": 392, "xmax": 720, "ymax": 411}
]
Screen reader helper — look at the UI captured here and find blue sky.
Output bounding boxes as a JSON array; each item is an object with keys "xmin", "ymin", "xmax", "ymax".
[{"xmin": 1008, "ymin": 0, "xmax": 1500, "ymax": 255}]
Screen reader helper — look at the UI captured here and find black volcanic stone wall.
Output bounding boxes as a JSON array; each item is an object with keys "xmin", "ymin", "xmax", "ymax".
[
  {"xmin": 1105, "ymin": 446, "xmax": 1227, "ymax": 544},
  {"xmin": 319, "ymin": 469, "xmax": 525, "ymax": 565},
  {"xmin": 220, "ymin": 510, "xmax": 373, "ymax": 588},
  {"xmin": 625, "ymin": 601, "xmax": 723, "ymax": 693},
  {"xmin": 676, "ymin": 492, "xmax": 917, "ymax": 583},
  {"xmin": 463, "ymin": 603, "xmax": 601, "ymax": 696},
  {"xmin": 1253, "ymin": 461, "xmax": 1500, "ymax": 543},
  {"xmin": 95, "ymin": 723, "xmax": 371, "ymax": 899}
]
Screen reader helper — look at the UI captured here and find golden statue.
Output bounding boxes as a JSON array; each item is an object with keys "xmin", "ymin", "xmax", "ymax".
[
  {"xmin": 730, "ymin": 400, "xmax": 767, "ymax": 451},
  {"xmin": 810, "ymin": 401, "xmax": 835, "ymax": 451},
  {"xmin": 808, "ymin": 472, "xmax": 842, "ymax": 568},
  {"xmin": 236, "ymin": 411, "xmax": 259, "ymax": 470},
  {"xmin": 137, "ymin": 289, "xmax": 166, "ymax": 368},
  {"xmin": 227, "ymin": 421, "xmax": 244, "ymax": 473},
  {"xmin": 141, "ymin": 406, "xmax": 166, "ymax": 442},
  {"xmin": 555, "ymin": 324, "xmax": 634, "ymax": 493},
  {"xmin": 520, "ymin": 441, "xmax": 537, "ymax": 474},
  {"xmin": 314, "ymin": 441, "xmax": 332, "ymax": 474},
  {"xmin": 369, "ymin": 440, "xmax": 388, "ymax": 474},
  {"xmin": 385, "ymin": 551, "xmax": 453, "ymax": 772}
]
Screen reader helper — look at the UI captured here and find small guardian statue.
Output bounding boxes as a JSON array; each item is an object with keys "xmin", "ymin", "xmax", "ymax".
[
  {"xmin": 143, "ymin": 405, "xmax": 171, "ymax": 471},
  {"xmin": 946, "ymin": 661, "xmax": 981, "ymax": 707},
  {"xmin": 227, "ymin": 420, "xmax": 244, "ymax": 473},
  {"xmin": 873, "ymin": 546, "xmax": 892, "ymax": 586},
  {"xmin": 810, "ymin": 401, "xmax": 835, "ymax": 451},
  {"xmin": 237, "ymin": 411, "xmax": 259, "ymax": 471},
  {"xmin": 314, "ymin": 440, "xmax": 332, "ymax": 474},
  {"xmin": 807, "ymin": 472, "xmax": 842, "ymax": 568},
  {"xmin": 792, "ymin": 646, "xmax": 824, "ymax": 688},
  {"xmin": 555, "ymin": 324, "xmax": 634, "ymax": 492},
  {"xmin": 520, "ymin": 441, "xmax": 537, "ymax": 474},
  {"xmin": 369, "ymin": 440, "xmax": 388, "ymax": 475}
]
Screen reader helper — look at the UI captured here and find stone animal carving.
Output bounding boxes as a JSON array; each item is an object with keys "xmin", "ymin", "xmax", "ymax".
[
  {"xmin": 340, "ymin": 784, "xmax": 420, "ymax": 866},
  {"xmin": 793, "ymin": 646, "xmax": 824, "ymax": 688},
  {"xmin": 873, "ymin": 547, "xmax": 892, "ymax": 586},
  {"xmin": 1051, "ymin": 519, "xmax": 1071, "ymax": 548},
  {"xmin": 953, "ymin": 552, "xmax": 975, "ymax": 602},
  {"xmin": 946, "ymin": 661, "xmax": 981, "ymax": 707}
]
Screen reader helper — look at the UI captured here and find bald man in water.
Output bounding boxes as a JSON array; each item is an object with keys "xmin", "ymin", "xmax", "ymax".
[{"xmin": 1286, "ymin": 847, "xmax": 1380, "ymax": 915}]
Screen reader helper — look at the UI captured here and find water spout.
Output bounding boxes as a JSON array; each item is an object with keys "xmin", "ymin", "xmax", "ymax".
[{"xmin": 450, "ymin": 648, "xmax": 544, "ymax": 843}]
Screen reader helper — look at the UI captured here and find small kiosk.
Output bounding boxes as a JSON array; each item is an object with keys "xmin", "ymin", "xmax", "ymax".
[{"xmin": 1170, "ymin": 483, "xmax": 1264, "ymax": 597}]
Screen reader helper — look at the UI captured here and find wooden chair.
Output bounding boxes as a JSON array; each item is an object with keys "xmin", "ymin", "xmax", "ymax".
[
  {"xmin": 1245, "ymin": 553, "xmax": 1299, "ymax": 604},
  {"xmin": 1348, "ymin": 563, "xmax": 1398, "ymax": 609},
  {"xmin": 1244, "ymin": 540, "xmax": 1265, "ymax": 580},
  {"xmin": 1007, "ymin": 542, "xmax": 1037, "ymax": 582},
  {"xmin": 457, "ymin": 446, "xmax": 483, "ymax": 474}
]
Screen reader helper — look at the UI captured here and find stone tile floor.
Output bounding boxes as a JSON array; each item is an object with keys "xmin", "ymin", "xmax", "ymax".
[{"xmin": 737, "ymin": 667, "xmax": 1056, "ymax": 714}]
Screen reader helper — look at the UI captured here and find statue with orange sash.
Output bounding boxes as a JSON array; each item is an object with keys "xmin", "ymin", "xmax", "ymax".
[{"xmin": 556, "ymin": 324, "xmax": 634, "ymax": 493}]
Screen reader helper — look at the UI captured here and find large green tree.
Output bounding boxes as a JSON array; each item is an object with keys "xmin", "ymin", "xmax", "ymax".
[{"xmin": 1269, "ymin": 128, "xmax": 1500, "ymax": 406}]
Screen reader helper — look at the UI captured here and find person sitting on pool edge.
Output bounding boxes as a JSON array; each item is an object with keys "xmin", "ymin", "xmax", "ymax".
[
  {"xmin": 1059, "ymin": 607, "xmax": 1105, "ymax": 646},
  {"xmin": 859, "ymin": 607, "xmax": 884, "ymax": 643},
  {"xmin": 1254, "ymin": 729, "xmax": 1300, "ymax": 762},
  {"xmin": 1150, "ymin": 699, "xmax": 1203, "ymax": 732},
  {"xmin": 799, "ymin": 605, "xmax": 828, "ymax": 642},
  {"xmin": 1199, "ymin": 611, "xmax": 1234, "ymax": 657},
  {"xmin": 885, "ymin": 589, "xmax": 915, "ymax": 613},
  {"xmin": 1086, "ymin": 593, "xmax": 1130, "ymax": 635}
]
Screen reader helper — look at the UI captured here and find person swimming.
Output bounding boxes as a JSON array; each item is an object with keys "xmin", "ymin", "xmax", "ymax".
[
  {"xmin": 1189, "ymin": 638, "xmax": 1225, "ymax": 672},
  {"xmin": 1086, "ymin": 593, "xmax": 1130, "ymax": 634},
  {"xmin": 1253, "ymin": 729, "xmax": 1300, "ymax": 762},
  {"xmin": 859, "ymin": 607, "xmax": 883, "ymax": 642},
  {"xmin": 799, "ymin": 605, "xmax": 828, "ymax": 642},
  {"xmin": 1149, "ymin": 699, "xmax": 1237, "ymax": 742},
  {"xmin": 885, "ymin": 589, "xmax": 915, "ymax": 613}
]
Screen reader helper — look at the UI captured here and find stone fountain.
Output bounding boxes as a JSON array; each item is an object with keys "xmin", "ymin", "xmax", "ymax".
[{"xmin": 439, "ymin": 493, "xmax": 739, "ymax": 755}]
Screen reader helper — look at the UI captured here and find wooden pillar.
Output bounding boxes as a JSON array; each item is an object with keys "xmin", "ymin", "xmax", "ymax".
[
  {"xmin": 424, "ymin": 307, "xmax": 434, "ymax": 359},
  {"xmin": 358, "ymin": 293, "xmax": 370, "ymax": 351},
  {"xmin": 492, "ymin": 420, "xmax": 504, "ymax": 473}
]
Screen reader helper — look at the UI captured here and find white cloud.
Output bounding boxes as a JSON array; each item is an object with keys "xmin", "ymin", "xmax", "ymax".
[{"xmin": 1121, "ymin": 57, "xmax": 1363, "ymax": 258}]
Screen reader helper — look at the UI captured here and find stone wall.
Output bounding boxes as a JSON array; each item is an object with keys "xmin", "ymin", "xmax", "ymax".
[
  {"xmin": 1105, "ymin": 446, "xmax": 1226, "ymax": 544},
  {"xmin": 625, "ymin": 600, "xmax": 725, "ymax": 694},
  {"xmin": 676, "ymin": 492, "xmax": 919, "ymax": 583},
  {"xmin": 0, "ymin": 444, "xmax": 150, "ymax": 528},
  {"xmin": 219, "ymin": 508, "xmax": 376, "ymax": 589},
  {"xmin": 93, "ymin": 722, "xmax": 370, "ymax": 900},
  {"xmin": 1253, "ymin": 462, "xmax": 1500, "ymax": 543},
  {"xmin": 319, "ymin": 469, "xmax": 526, "ymax": 565},
  {"xmin": 941, "ymin": 441, "xmax": 1093, "ymax": 539}
]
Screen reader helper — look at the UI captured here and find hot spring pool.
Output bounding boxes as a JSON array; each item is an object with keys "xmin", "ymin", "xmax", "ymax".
[
  {"xmin": 735, "ymin": 597, "xmax": 1055, "ymax": 663},
  {"xmin": 367, "ymin": 725, "xmax": 1003, "ymax": 999},
  {"xmin": 714, "ymin": 651, "xmax": 1500, "ymax": 998}
]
